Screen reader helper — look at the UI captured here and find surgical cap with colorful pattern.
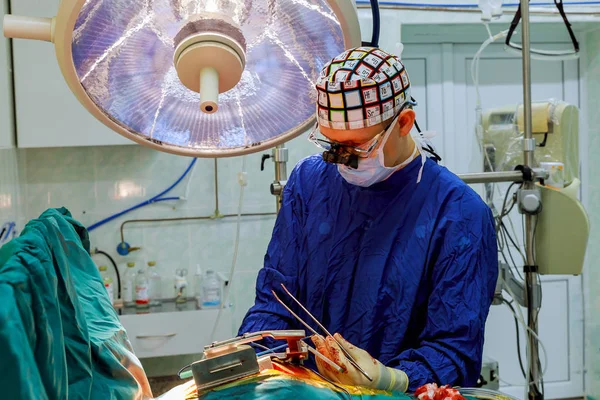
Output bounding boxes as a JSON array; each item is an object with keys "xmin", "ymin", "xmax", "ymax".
[{"xmin": 315, "ymin": 47, "xmax": 411, "ymax": 130}]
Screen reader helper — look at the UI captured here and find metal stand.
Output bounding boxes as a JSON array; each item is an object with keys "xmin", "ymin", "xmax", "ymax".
[
  {"xmin": 261, "ymin": 144, "xmax": 289, "ymax": 213},
  {"xmin": 459, "ymin": 4, "xmax": 544, "ymax": 395},
  {"xmin": 520, "ymin": 2, "xmax": 543, "ymax": 398},
  {"xmin": 459, "ymin": 170, "xmax": 538, "ymax": 185},
  {"xmin": 460, "ymin": 2, "xmax": 544, "ymax": 396}
]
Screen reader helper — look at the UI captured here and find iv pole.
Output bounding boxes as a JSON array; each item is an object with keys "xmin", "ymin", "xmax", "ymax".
[
  {"xmin": 455, "ymin": 1, "xmax": 544, "ymax": 398},
  {"xmin": 519, "ymin": 1, "xmax": 543, "ymax": 398}
]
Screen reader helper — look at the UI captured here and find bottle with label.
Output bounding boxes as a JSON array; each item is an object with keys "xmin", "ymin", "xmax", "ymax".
[
  {"xmin": 174, "ymin": 269, "xmax": 188, "ymax": 304},
  {"xmin": 122, "ymin": 262, "xmax": 137, "ymax": 307},
  {"xmin": 147, "ymin": 261, "xmax": 162, "ymax": 306},
  {"xmin": 202, "ymin": 270, "xmax": 222, "ymax": 309},
  {"xmin": 99, "ymin": 265, "xmax": 114, "ymax": 304},
  {"xmin": 194, "ymin": 265, "xmax": 203, "ymax": 307},
  {"xmin": 135, "ymin": 268, "xmax": 150, "ymax": 308}
]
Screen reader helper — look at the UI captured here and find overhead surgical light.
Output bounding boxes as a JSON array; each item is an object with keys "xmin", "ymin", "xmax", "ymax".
[{"xmin": 3, "ymin": 0, "xmax": 361, "ymax": 157}]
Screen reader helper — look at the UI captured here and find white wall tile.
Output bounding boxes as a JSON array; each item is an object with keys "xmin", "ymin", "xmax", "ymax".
[
  {"xmin": 230, "ymin": 270, "xmax": 261, "ymax": 329},
  {"xmin": 0, "ymin": 148, "xmax": 22, "ymax": 245}
]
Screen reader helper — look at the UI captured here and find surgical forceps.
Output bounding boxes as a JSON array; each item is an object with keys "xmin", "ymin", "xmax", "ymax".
[{"xmin": 272, "ymin": 283, "xmax": 373, "ymax": 382}]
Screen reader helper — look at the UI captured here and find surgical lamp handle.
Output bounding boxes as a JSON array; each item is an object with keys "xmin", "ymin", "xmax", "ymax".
[
  {"xmin": 260, "ymin": 154, "xmax": 271, "ymax": 171},
  {"xmin": 3, "ymin": 15, "xmax": 55, "ymax": 42}
]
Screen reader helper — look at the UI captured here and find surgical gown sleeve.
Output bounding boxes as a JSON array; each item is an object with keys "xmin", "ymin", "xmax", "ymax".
[
  {"xmin": 390, "ymin": 189, "xmax": 498, "ymax": 391},
  {"xmin": 238, "ymin": 164, "xmax": 306, "ymax": 336}
]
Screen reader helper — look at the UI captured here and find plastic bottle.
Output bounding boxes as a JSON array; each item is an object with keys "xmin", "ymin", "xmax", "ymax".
[
  {"xmin": 202, "ymin": 270, "xmax": 222, "ymax": 309},
  {"xmin": 122, "ymin": 262, "xmax": 137, "ymax": 307},
  {"xmin": 135, "ymin": 268, "xmax": 150, "ymax": 308},
  {"xmin": 194, "ymin": 265, "xmax": 203, "ymax": 307},
  {"xmin": 99, "ymin": 265, "xmax": 114, "ymax": 304},
  {"xmin": 147, "ymin": 261, "xmax": 162, "ymax": 306},
  {"xmin": 174, "ymin": 269, "xmax": 188, "ymax": 304}
]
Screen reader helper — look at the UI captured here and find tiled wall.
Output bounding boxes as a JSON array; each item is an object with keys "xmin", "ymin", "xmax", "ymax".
[
  {"xmin": 584, "ymin": 29, "xmax": 600, "ymax": 400},
  {"xmin": 8, "ymin": 133, "xmax": 318, "ymax": 332},
  {"xmin": 0, "ymin": 148, "xmax": 21, "ymax": 237}
]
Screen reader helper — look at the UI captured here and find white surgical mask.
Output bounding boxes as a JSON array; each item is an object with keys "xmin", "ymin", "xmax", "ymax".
[{"xmin": 337, "ymin": 116, "xmax": 425, "ymax": 187}]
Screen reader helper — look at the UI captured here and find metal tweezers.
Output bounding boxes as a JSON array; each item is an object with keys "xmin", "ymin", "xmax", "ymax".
[{"xmin": 272, "ymin": 283, "xmax": 373, "ymax": 382}]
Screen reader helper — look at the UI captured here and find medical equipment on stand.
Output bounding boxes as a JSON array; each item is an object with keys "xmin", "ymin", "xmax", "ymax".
[
  {"xmin": 482, "ymin": 101, "xmax": 589, "ymax": 276},
  {"xmin": 482, "ymin": 101, "xmax": 580, "ymax": 186},
  {"xmin": 458, "ymin": 2, "xmax": 588, "ymax": 399},
  {"xmin": 466, "ymin": 112, "xmax": 589, "ymax": 399}
]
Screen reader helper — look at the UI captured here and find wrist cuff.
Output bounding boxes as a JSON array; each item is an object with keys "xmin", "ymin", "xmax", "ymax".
[{"xmin": 384, "ymin": 367, "xmax": 409, "ymax": 393}]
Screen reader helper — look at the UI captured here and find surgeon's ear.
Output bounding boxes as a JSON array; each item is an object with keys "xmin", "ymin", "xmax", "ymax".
[{"xmin": 398, "ymin": 109, "xmax": 416, "ymax": 137}]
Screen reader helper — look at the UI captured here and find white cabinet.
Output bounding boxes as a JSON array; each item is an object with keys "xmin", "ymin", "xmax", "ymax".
[
  {"xmin": 0, "ymin": 0, "xmax": 14, "ymax": 148},
  {"xmin": 10, "ymin": 0, "xmax": 132, "ymax": 148},
  {"xmin": 120, "ymin": 309, "xmax": 234, "ymax": 359}
]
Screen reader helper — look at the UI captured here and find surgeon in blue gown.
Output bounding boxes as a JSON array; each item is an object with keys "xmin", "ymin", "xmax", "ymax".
[{"xmin": 238, "ymin": 47, "xmax": 498, "ymax": 393}]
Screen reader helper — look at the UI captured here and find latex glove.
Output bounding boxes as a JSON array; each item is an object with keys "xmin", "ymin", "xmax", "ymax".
[{"xmin": 311, "ymin": 333, "xmax": 409, "ymax": 393}]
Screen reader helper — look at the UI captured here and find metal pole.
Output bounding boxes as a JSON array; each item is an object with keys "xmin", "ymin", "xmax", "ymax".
[
  {"xmin": 458, "ymin": 170, "xmax": 548, "ymax": 185},
  {"xmin": 213, "ymin": 159, "xmax": 223, "ymax": 217},
  {"xmin": 458, "ymin": 171, "xmax": 523, "ymax": 184},
  {"xmin": 520, "ymin": 1, "xmax": 543, "ymax": 399},
  {"xmin": 272, "ymin": 145, "xmax": 288, "ymax": 213}
]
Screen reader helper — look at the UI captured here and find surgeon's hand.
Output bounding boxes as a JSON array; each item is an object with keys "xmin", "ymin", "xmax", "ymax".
[{"xmin": 311, "ymin": 333, "xmax": 409, "ymax": 393}]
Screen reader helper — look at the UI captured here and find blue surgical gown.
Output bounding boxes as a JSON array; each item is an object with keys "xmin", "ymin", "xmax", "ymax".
[{"xmin": 238, "ymin": 155, "xmax": 498, "ymax": 391}]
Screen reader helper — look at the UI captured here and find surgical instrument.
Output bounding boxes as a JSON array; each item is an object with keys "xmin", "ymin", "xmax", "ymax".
[
  {"xmin": 178, "ymin": 330, "xmax": 308, "ymax": 390},
  {"xmin": 305, "ymin": 341, "xmax": 345, "ymax": 373},
  {"xmin": 279, "ymin": 283, "xmax": 373, "ymax": 382},
  {"xmin": 271, "ymin": 290, "xmax": 322, "ymax": 338},
  {"xmin": 271, "ymin": 291, "xmax": 345, "ymax": 374}
]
